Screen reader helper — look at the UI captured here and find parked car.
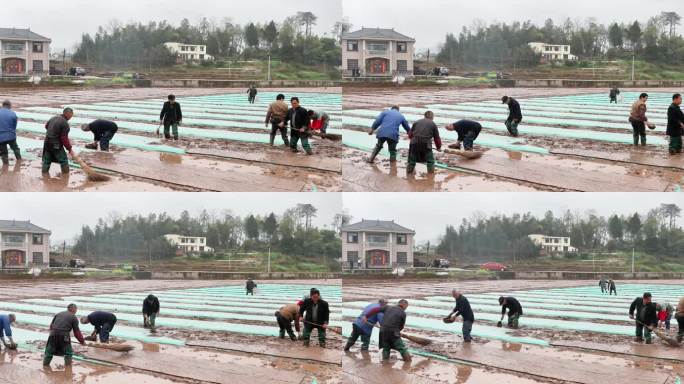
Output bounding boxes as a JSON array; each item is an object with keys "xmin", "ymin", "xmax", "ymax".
[
  {"xmin": 481, "ymin": 262, "xmax": 508, "ymax": 271},
  {"xmin": 49, "ymin": 67, "xmax": 63, "ymax": 76},
  {"xmin": 68, "ymin": 67, "xmax": 86, "ymax": 76},
  {"xmin": 431, "ymin": 258, "xmax": 451, "ymax": 268},
  {"xmin": 69, "ymin": 258, "xmax": 86, "ymax": 268}
]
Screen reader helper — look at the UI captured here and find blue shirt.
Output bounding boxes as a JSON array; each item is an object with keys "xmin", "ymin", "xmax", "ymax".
[
  {"xmin": 0, "ymin": 108, "xmax": 18, "ymax": 143},
  {"xmin": 372, "ymin": 109, "xmax": 410, "ymax": 141},
  {"xmin": 353, "ymin": 303, "xmax": 385, "ymax": 335},
  {"xmin": 0, "ymin": 315, "xmax": 12, "ymax": 337}
]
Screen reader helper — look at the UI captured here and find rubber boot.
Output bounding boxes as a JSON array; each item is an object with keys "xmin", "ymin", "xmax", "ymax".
[
  {"xmin": 12, "ymin": 149, "xmax": 21, "ymax": 161},
  {"xmin": 389, "ymin": 152, "xmax": 397, "ymax": 163},
  {"xmin": 1, "ymin": 155, "xmax": 8, "ymax": 166},
  {"xmin": 283, "ymin": 137, "xmax": 290, "ymax": 147},
  {"xmin": 64, "ymin": 356, "xmax": 72, "ymax": 366},
  {"xmin": 677, "ymin": 335, "xmax": 683, "ymax": 343},
  {"xmin": 401, "ymin": 352, "xmax": 412, "ymax": 362},
  {"xmin": 640, "ymin": 136, "xmax": 646, "ymax": 146},
  {"xmin": 406, "ymin": 164, "xmax": 415, "ymax": 174},
  {"xmin": 287, "ymin": 331, "xmax": 296, "ymax": 341},
  {"xmin": 343, "ymin": 340, "xmax": 354, "ymax": 352},
  {"xmin": 381, "ymin": 349, "xmax": 390, "ymax": 360},
  {"xmin": 305, "ymin": 148, "xmax": 313, "ymax": 156},
  {"xmin": 60, "ymin": 164, "xmax": 69, "ymax": 175},
  {"xmin": 303, "ymin": 340, "xmax": 309, "ymax": 347},
  {"xmin": 427, "ymin": 164, "xmax": 435, "ymax": 174},
  {"xmin": 279, "ymin": 330, "xmax": 285, "ymax": 339},
  {"xmin": 173, "ymin": 135, "xmax": 179, "ymax": 141},
  {"xmin": 633, "ymin": 134, "xmax": 639, "ymax": 146},
  {"xmin": 319, "ymin": 341, "xmax": 326, "ymax": 348},
  {"xmin": 42, "ymin": 356, "xmax": 52, "ymax": 367},
  {"xmin": 269, "ymin": 134, "xmax": 275, "ymax": 146},
  {"xmin": 367, "ymin": 147, "xmax": 381, "ymax": 163},
  {"xmin": 634, "ymin": 337, "xmax": 644, "ymax": 342}
]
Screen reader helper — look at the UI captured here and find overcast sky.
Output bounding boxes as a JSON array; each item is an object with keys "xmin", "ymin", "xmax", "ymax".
[
  {"xmin": 0, "ymin": 193, "xmax": 342, "ymax": 244},
  {"xmin": 344, "ymin": 0, "xmax": 682, "ymax": 50},
  {"xmin": 0, "ymin": 0, "xmax": 342, "ymax": 51},
  {"xmin": 342, "ymin": 193, "xmax": 684, "ymax": 243}
]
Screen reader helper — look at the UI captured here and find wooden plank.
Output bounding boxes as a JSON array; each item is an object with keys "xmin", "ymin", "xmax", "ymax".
[
  {"xmin": 188, "ymin": 148, "xmax": 342, "ymax": 174},
  {"xmin": 445, "ymin": 154, "xmax": 670, "ymax": 192},
  {"xmin": 551, "ymin": 340, "xmax": 684, "ymax": 362},
  {"xmin": 81, "ymin": 348, "xmax": 305, "ymax": 384},
  {"xmin": 551, "ymin": 148, "xmax": 684, "ymax": 171},
  {"xmin": 81, "ymin": 152, "xmax": 305, "ymax": 192},
  {"xmin": 440, "ymin": 343, "xmax": 669, "ymax": 384},
  {"xmin": 187, "ymin": 340, "xmax": 341, "ymax": 365}
]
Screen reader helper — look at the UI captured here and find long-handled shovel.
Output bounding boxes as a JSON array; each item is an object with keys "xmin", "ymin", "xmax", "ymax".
[
  {"xmin": 374, "ymin": 324, "xmax": 432, "ymax": 346},
  {"xmin": 443, "ymin": 148, "xmax": 483, "ymax": 160},
  {"xmin": 635, "ymin": 319, "xmax": 680, "ymax": 347},
  {"xmin": 303, "ymin": 320, "xmax": 342, "ymax": 334}
]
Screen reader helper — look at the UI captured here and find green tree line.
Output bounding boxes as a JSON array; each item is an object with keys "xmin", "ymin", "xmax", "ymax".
[
  {"xmin": 72, "ymin": 12, "xmax": 341, "ymax": 68},
  {"xmin": 437, "ymin": 204, "xmax": 683, "ymax": 262},
  {"xmin": 437, "ymin": 12, "xmax": 683, "ymax": 67},
  {"xmin": 71, "ymin": 204, "xmax": 341, "ymax": 263}
]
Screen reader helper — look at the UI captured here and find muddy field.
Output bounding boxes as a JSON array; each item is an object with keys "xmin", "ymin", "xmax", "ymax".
[
  {"xmin": 342, "ymin": 87, "xmax": 684, "ymax": 192},
  {"xmin": 342, "ymin": 279, "xmax": 684, "ymax": 384},
  {"xmin": 0, "ymin": 87, "xmax": 342, "ymax": 192},
  {"xmin": 0, "ymin": 279, "xmax": 342, "ymax": 384}
]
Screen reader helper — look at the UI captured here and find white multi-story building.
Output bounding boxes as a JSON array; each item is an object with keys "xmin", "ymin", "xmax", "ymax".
[
  {"xmin": 341, "ymin": 219, "xmax": 415, "ymax": 269},
  {"xmin": 528, "ymin": 42, "xmax": 577, "ymax": 62},
  {"xmin": 163, "ymin": 42, "xmax": 213, "ymax": 62},
  {"xmin": 341, "ymin": 28, "xmax": 415, "ymax": 77},
  {"xmin": 0, "ymin": 220, "xmax": 51, "ymax": 269},
  {"xmin": 528, "ymin": 234, "xmax": 577, "ymax": 253},
  {"xmin": 0, "ymin": 28, "xmax": 51, "ymax": 76},
  {"xmin": 164, "ymin": 234, "xmax": 213, "ymax": 253}
]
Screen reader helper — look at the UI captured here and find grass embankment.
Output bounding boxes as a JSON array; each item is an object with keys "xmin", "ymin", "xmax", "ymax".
[{"xmin": 511, "ymin": 251, "xmax": 684, "ymax": 272}]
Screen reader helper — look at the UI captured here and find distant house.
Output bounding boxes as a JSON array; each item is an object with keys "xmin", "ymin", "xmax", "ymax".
[
  {"xmin": 528, "ymin": 234, "xmax": 577, "ymax": 254},
  {"xmin": 0, "ymin": 220, "xmax": 51, "ymax": 269},
  {"xmin": 0, "ymin": 28, "xmax": 51, "ymax": 76},
  {"xmin": 528, "ymin": 42, "xmax": 577, "ymax": 62},
  {"xmin": 163, "ymin": 42, "xmax": 213, "ymax": 62},
  {"xmin": 341, "ymin": 27, "xmax": 415, "ymax": 77},
  {"xmin": 341, "ymin": 219, "xmax": 415, "ymax": 269},
  {"xmin": 164, "ymin": 234, "xmax": 213, "ymax": 254}
]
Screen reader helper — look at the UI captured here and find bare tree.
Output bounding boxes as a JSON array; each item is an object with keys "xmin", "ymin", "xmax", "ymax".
[{"xmin": 296, "ymin": 11, "xmax": 318, "ymax": 38}]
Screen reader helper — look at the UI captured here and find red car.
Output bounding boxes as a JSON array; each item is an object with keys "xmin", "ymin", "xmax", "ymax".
[{"xmin": 481, "ymin": 262, "xmax": 508, "ymax": 271}]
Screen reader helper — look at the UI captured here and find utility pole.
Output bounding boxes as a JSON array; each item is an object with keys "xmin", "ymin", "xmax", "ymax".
[
  {"xmin": 631, "ymin": 247, "xmax": 635, "ymax": 274},
  {"xmin": 267, "ymin": 247, "xmax": 271, "ymax": 274},
  {"xmin": 631, "ymin": 53, "xmax": 635, "ymax": 81},
  {"xmin": 267, "ymin": 54, "xmax": 271, "ymax": 83}
]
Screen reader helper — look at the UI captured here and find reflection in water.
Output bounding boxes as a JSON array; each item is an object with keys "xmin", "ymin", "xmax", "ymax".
[
  {"xmin": 501, "ymin": 342, "xmax": 523, "ymax": 352},
  {"xmin": 159, "ymin": 153, "xmax": 183, "ymax": 164},
  {"xmin": 142, "ymin": 342, "xmax": 160, "ymax": 353},
  {"xmin": 456, "ymin": 365, "xmax": 473, "ymax": 383},
  {"xmin": 508, "ymin": 151, "xmax": 523, "ymax": 160}
]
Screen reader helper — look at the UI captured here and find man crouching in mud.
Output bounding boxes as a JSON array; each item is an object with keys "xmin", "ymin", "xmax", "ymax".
[
  {"xmin": 363, "ymin": 299, "xmax": 412, "ymax": 362},
  {"xmin": 44, "ymin": 303, "xmax": 86, "ymax": 367}
]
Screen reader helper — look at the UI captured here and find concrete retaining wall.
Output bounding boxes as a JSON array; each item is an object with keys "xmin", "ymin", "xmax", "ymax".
[
  {"xmin": 135, "ymin": 79, "xmax": 339, "ymax": 88},
  {"xmin": 147, "ymin": 271, "xmax": 340, "ymax": 280},
  {"xmin": 508, "ymin": 271, "xmax": 684, "ymax": 280},
  {"xmin": 503, "ymin": 79, "xmax": 684, "ymax": 88}
]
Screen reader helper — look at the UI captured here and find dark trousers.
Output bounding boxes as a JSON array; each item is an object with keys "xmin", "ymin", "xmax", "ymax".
[
  {"xmin": 609, "ymin": 287, "xmax": 617, "ymax": 295},
  {"xmin": 462, "ymin": 320, "xmax": 473, "ymax": 341},
  {"xmin": 345, "ymin": 323, "xmax": 371, "ymax": 351},
  {"xmin": 270, "ymin": 122, "xmax": 289, "ymax": 146},
  {"xmin": 505, "ymin": 119, "xmax": 520, "ymax": 137},
  {"xmin": 98, "ymin": 128, "xmax": 117, "ymax": 151},
  {"xmin": 630, "ymin": 120, "xmax": 646, "ymax": 145},
  {"xmin": 463, "ymin": 128, "xmax": 481, "ymax": 150},
  {"xmin": 95, "ymin": 320, "xmax": 116, "ymax": 343},
  {"xmin": 42, "ymin": 145, "xmax": 69, "ymax": 174},
  {"xmin": 635, "ymin": 321, "xmax": 653, "ymax": 341},
  {"xmin": 246, "ymin": 289, "xmax": 254, "ymax": 295},
  {"xmin": 375, "ymin": 137, "xmax": 398, "ymax": 161},
  {"xmin": 0, "ymin": 139, "xmax": 20, "ymax": 160},
  {"xmin": 275, "ymin": 311, "xmax": 295, "ymax": 338},
  {"xmin": 610, "ymin": 97, "xmax": 617, "ymax": 103},
  {"xmin": 676, "ymin": 315, "xmax": 684, "ymax": 340},
  {"xmin": 302, "ymin": 324, "xmax": 326, "ymax": 345},
  {"xmin": 669, "ymin": 136, "xmax": 682, "ymax": 154},
  {"xmin": 164, "ymin": 122, "xmax": 179, "ymax": 139}
]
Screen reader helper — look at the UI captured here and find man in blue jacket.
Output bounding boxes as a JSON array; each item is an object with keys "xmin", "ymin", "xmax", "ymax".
[
  {"xmin": 0, "ymin": 100, "xmax": 20, "ymax": 166},
  {"xmin": 344, "ymin": 298, "xmax": 386, "ymax": 352},
  {"xmin": 368, "ymin": 106, "xmax": 410, "ymax": 163}
]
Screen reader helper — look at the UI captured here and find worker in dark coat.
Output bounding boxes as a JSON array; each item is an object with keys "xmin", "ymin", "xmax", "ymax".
[
  {"xmin": 159, "ymin": 94, "xmax": 182, "ymax": 140},
  {"xmin": 629, "ymin": 292, "xmax": 659, "ymax": 344},
  {"xmin": 363, "ymin": 299, "xmax": 411, "ymax": 361},
  {"xmin": 298, "ymin": 288, "xmax": 330, "ymax": 348},
  {"xmin": 82, "ymin": 119, "xmax": 118, "ymax": 151},
  {"xmin": 502, "ymin": 96, "xmax": 522, "ymax": 137},
  {"xmin": 499, "ymin": 296, "xmax": 523, "ymax": 329},
  {"xmin": 142, "ymin": 294, "xmax": 160, "ymax": 331}
]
